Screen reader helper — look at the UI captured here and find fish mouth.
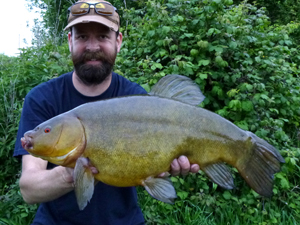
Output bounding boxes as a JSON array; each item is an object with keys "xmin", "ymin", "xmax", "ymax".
[{"xmin": 21, "ymin": 137, "xmax": 33, "ymax": 151}]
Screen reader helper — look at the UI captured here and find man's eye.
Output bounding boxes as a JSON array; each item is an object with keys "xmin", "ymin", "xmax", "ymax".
[
  {"xmin": 99, "ymin": 35, "xmax": 107, "ymax": 39},
  {"xmin": 77, "ymin": 35, "xmax": 86, "ymax": 40}
]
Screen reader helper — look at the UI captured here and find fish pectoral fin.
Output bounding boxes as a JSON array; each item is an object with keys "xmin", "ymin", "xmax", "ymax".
[
  {"xmin": 74, "ymin": 157, "xmax": 95, "ymax": 210},
  {"xmin": 143, "ymin": 176, "xmax": 177, "ymax": 204},
  {"xmin": 202, "ymin": 163, "xmax": 235, "ymax": 189}
]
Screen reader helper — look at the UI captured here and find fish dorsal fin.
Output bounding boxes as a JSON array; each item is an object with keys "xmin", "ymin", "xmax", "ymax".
[{"xmin": 148, "ymin": 75, "xmax": 205, "ymax": 105}]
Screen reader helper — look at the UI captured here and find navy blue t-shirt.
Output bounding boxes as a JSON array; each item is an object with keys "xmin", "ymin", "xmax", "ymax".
[{"xmin": 14, "ymin": 72, "xmax": 147, "ymax": 225}]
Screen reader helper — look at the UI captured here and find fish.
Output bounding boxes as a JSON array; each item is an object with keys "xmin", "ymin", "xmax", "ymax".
[{"xmin": 21, "ymin": 75, "xmax": 285, "ymax": 210}]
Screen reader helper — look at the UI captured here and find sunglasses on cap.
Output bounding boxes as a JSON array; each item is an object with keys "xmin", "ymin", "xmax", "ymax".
[{"xmin": 68, "ymin": 2, "xmax": 117, "ymax": 17}]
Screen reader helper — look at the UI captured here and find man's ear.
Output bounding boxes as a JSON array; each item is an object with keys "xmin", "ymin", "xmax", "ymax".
[
  {"xmin": 68, "ymin": 32, "xmax": 72, "ymax": 52},
  {"xmin": 116, "ymin": 32, "xmax": 123, "ymax": 53}
]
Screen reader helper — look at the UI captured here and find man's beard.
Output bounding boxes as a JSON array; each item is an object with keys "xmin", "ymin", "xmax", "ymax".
[{"xmin": 72, "ymin": 49, "xmax": 117, "ymax": 86}]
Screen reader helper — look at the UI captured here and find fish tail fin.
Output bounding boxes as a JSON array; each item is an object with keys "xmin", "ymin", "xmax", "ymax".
[{"xmin": 239, "ymin": 132, "xmax": 285, "ymax": 197}]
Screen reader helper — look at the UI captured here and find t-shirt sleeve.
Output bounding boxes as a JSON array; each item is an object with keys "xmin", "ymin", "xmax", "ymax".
[{"xmin": 14, "ymin": 89, "xmax": 55, "ymax": 157}]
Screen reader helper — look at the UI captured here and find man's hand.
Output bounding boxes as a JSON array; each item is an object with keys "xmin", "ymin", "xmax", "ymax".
[
  {"xmin": 170, "ymin": 155, "xmax": 200, "ymax": 176},
  {"xmin": 159, "ymin": 155, "xmax": 200, "ymax": 177}
]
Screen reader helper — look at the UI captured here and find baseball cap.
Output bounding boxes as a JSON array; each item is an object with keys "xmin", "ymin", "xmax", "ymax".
[{"xmin": 64, "ymin": 0, "xmax": 120, "ymax": 32}]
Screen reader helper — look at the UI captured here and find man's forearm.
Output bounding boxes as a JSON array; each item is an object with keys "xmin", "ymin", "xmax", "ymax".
[{"xmin": 20, "ymin": 156, "xmax": 74, "ymax": 204}]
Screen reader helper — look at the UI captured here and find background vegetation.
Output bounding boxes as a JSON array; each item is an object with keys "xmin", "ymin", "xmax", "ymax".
[{"xmin": 1, "ymin": 0, "xmax": 299, "ymax": 224}]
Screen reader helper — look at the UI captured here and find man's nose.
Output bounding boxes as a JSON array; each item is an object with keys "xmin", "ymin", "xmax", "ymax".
[{"xmin": 86, "ymin": 38, "xmax": 101, "ymax": 51}]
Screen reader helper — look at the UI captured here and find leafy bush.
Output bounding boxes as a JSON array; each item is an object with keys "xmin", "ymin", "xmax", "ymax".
[
  {"xmin": 233, "ymin": 0, "xmax": 300, "ymax": 25},
  {"xmin": 0, "ymin": 43, "xmax": 72, "ymax": 223}
]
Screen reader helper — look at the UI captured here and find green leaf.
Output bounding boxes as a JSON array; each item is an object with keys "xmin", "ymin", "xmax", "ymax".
[
  {"xmin": 207, "ymin": 28, "xmax": 221, "ymax": 36},
  {"xmin": 223, "ymin": 191, "xmax": 232, "ymax": 200},
  {"xmin": 198, "ymin": 73, "xmax": 208, "ymax": 79},
  {"xmin": 260, "ymin": 94, "xmax": 269, "ymax": 100},
  {"xmin": 236, "ymin": 121, "xmax": 249, "ymax": 130},
  {"xmin": 21, "ymin": 213, "xmax": 28, "ymax": 218},
  {"xmin": 228, "ymin": 100, "xmax": 241, "ymax": 110},
  {"xmin": 156, "ymin": 40, "xmax": 163, "ymax": 46},
  {"xmin": 147, "ymin": 30, "xmax": 155, "ymax": 37},
  {"xmin": 162, "ymin": 26, "xmax": 171, "ymax": 34},
  {"xmin": 241, "ymin": 101, "xmax": 253, "ymax": 111},
  {"xmin": 171, "ymin": 177, "xmax": 178, "ymax": 183},
  {"xmin": 255, "ymin": 56, "xmax": 261, "ymax": 63},
  {"xmin": 227, "ymin": 89, "xmax": 239, "ymax": 97},
  {"xmin": 177, "ymin": 191, "xmax": 189, "ymax": 200},
  {"xmin": 151, "ymin": 63, "xmax": 163, "ymax": 70},
  {"xmin": 270, "ymin": 108, "xmax": 279, "ymax": 114},
  {"xmin": 198, "ymin": 60, "xmax": 210, "ymax": 66},
  {"xmin": 159, "ymin": 49, "xmax": 168, "ymax": 57},
  {"xmin": 276, "ymin": 173, "xmax": 290, "ymax": 189},
  {"xmin": 229, "ymin": 41, "xmax": 237, "ymax": 49},
  {"xmin": 290, "ymin": 158, "xmax": 296, "ymax": 165},
  {"xmin": 190, "ymin": 49, "xmax": 199, "ymax": 56}
]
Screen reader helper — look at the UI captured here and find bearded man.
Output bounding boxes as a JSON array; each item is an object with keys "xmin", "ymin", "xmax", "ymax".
[{"xmin": 14, "ymin": 1, "xmax": 199, "ymax": 224}]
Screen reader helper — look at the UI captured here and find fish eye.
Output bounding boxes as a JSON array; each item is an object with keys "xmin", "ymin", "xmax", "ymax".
[{"xmin": 44, "ymin": 127, "xmax": 51, "ymax": 133}]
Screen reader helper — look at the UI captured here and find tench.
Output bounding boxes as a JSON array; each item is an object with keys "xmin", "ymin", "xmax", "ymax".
[{"xmin": 21, "ymin": 75, "xmax": 285, "ymax": 210}]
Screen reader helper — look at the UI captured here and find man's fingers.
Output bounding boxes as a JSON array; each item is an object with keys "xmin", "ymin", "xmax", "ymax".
[
  {"xmin": 178, "ymin": 155, "xmax": 190, "ymax": 176},
  {"xmin": 88, "ymin": 160, "xmax": 99, "ymax": 174},
  {"xmin": 169, "ymin": 156, "xmax": 201, "ymax": 177},
  {"xmin": 90, "ymin": 167, "xmax": 99, "ymax": 174},
  {"xmin": 170, "ymin": 158, "xmax": 180, "ymax": 176},
  {"xmin": 190, "ymin": 164, "xmax": 200, "ymax": 173},
  {"xmin": 62, "ymin": 167, "xmax": 74, "ymax": 184},
  {"xmin": 171, "ymin": 156, "xmax": 191, "ymax": 176},
  {"xmin": 157, "ymin": 172, "xmax": 170, "ymax": 178}
]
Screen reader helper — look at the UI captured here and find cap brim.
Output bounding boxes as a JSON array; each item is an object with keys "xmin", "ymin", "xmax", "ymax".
[{"xmin": 64, "ymin": 15, "xmax": 118, "ymax": 32}]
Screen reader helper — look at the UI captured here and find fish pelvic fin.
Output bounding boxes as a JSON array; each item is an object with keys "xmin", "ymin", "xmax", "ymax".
[
  {"xmin": 239, "ymin": 132, "xmax": 285, "ymax": 197},
  {"xmin": 202, "ymin": 163, "xmax": 235, "ymax": 189},
  {"xmin": 143, "ymin": 176, "xmax": 177, "ymax": 204},
  {"xmin": 148, "ymin": 75, "xmax": 205, "ymax": 105},
  {"xmin": 74, "ymin": 157, "xmax": 95, "ymax": 210}
]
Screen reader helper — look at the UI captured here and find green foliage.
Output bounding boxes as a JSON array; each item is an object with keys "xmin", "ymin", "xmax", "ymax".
[
  {"xmin": 233, "ymin": 0, "xmax": 300, "ymax": 25},
  {"xmin": 0, "ymin": 43, "xmax": 72, "ymax": 223},
  {"xmin": 0, "ymin": 179, "xmax": 38, "ymax": 225},
  {"xmin": 232, "ymin": 0, "xmax": 300, "ymax": 46}
]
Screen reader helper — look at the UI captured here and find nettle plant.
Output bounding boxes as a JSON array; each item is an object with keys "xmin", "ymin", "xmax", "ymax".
[{"xmin": 116, "ymin": 0, "xmax": 300, "ymax": 223}]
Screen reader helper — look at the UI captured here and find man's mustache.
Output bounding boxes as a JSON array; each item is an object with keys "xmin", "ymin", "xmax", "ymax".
[
  {"xmin": 73, "ymin": 51, "xmax": 114, "ymax": 65},
  {"xmin": 82, "ymin": 51, "xmax": 107, "ymax": 62}
]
